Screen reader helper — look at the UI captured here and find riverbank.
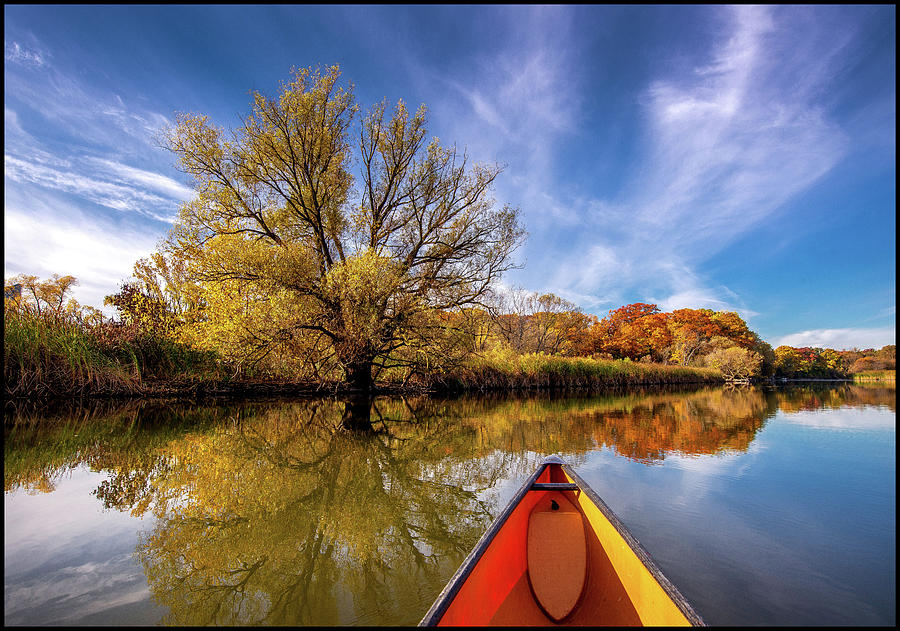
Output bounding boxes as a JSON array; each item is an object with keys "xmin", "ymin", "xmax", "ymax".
[
  {"xmin": 4, "ymin": 353, "xmax": 725, "ymax": 401},
  {"xmin": 4, "ymin": 306, "xmax": 730, "ymax": 399},
  {"xmin": 433, "ymin": 353, "xmax": 723, "ymax": 392},
  {"xmin": 852, "ymin": 370, "xmax": 896, "ymax": 383}
]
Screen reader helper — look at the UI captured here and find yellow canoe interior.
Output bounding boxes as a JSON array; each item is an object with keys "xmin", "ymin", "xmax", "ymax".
[{"xmin": 423, "ymin": 459, "xmax": 703, "ymax": 626}]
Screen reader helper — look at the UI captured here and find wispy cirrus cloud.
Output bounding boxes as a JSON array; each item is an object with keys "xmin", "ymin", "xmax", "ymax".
[
  {"xmin": 429, "ymin": 7, "xmax": 584, "ymax": 229},
  {"xmin": 5, "ymin": 88, "xmax": 186, "ymax": 222},
  {"xmin": 4, "ymin": 41, "xmax": 48, "ymax": 67},
  {"xmin": 5, "ymin": 154, "xmax": 183, "ymax": 222},
  {"xmin": 5, "ymin": 59, "xmax": 168, "ymax": 151},
  {"xmin": 4, "ymin": 32, "xmax": 189, "ymax": 276},
  {"xmin": 632, "ymin": 5, "xmax": 845, "ymax": 249},
  {"xmin": 88, "ymin": 158, "xmax": 194, "ymax": 202},
  {"xmin": 550, "ymin": 244, "xmax": 758, "ymax": 316},
  {"xmin": 417, "ymin": 6, "xmax": 852, "ymax": 321},
  {"xmin": 541, "ymin": 5, "xmax": 849, "ymax": 317},
  {"xmin": 4, "ymin": 32, "xmax": 179, "ymax": 169}
]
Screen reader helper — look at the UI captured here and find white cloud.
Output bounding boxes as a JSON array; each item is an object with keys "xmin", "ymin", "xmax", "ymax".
[
  {"xmin": 4, "ymin": 108, "xmax": 72, "ymax": 168},
  {"xmin": 89, "ymin": 158, "xmax": 194, "ymax": 202},
  {"xmin": 366, "ymin": 7, "xmax": 857, "ymax": 328},
  {"xmin": 657, "ymin": 291, "xmax": 727, "ymax": 313},
  {"xmin": 5, "ymin": 107, "xmax": 23, "ymax": 133},
  {"xmin": 550, "ymin": 244, "xmax": 626, "ymax": 309},
  {"xmin": 5, "ymin": 155, "xmax": 179, "ymax": 222},
  {"xmin": 4, "ymin": 105, "xmax": 185, "ymax": 224},
  {"xmin": 551, "ymin": 246, "xmax": 759, "ymax": 319},
  {"xmin": 428, "ymin": 7, "xmax": 583, "ymax": 233},
  {"xmin": 4, "ymin": 188, "xmax": 161, "ymax": 311},
  {"xmin": 4, "ymin": 32, "xmax": 188, "ymax": 315},
  {"xmin": 4, "ymin": 467, "xmax": 160, "ymax": 625},
  {"xmin": 4, "ymin": 41, "xmax": 48, "ymax": 67},
  {"xmin": 778, "ymin": 408, "xmax": 895, "ymax": 431},
  {"xmin": 4, "ymin": 39, "xmax": 173, "ymax": 154},
  {"xmin": 535, "ymin": 6, "xmax": 847, "ymax": 319},
  {"xmin": 772, "ymin": 327, "xmax": 895, "ymax": 350},
  {"xmin": 428, "ymin": 5, "xmax": 853, "ymax": 325},
  {"xmin": 629, "ymin": 5, "xmax": 845, "ymax": 255}
]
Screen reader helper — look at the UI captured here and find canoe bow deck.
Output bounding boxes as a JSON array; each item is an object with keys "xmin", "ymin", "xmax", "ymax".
[{"xmin": 419, "ymin": 456, "xmax": 706, "ymax": 626}]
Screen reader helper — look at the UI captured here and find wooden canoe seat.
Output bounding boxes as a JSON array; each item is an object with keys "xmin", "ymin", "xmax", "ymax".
[{"xmin": 526, "ymin": 496, "xmax": 588, "ymax": 621}]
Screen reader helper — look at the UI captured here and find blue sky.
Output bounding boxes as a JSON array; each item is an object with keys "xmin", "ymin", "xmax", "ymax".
[{"xmin": 4, "ymin": 5, "xmax": 895, "ymax": 350}]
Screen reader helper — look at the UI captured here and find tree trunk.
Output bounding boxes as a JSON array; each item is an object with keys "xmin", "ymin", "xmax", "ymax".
[
  {"xmin": 344, "ymin": 361, "xmax": 373, "ymax": 393},
  {"xmin": 341, "ymin": 395, "xmax": 374, "ymax": 431}
]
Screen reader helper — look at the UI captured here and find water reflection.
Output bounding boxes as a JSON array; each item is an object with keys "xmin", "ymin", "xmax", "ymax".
[
  {"xmin": 130, "ymin": 407, "xmax": 498, "ymax": 625},
  {"xmin": 4, "ymin": 383, "xmax": 895, "ymax": 626}
]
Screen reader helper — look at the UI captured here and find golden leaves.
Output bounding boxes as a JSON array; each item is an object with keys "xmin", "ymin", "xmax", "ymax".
[{"xmin": 158, "ymin": 65, "xmax": 523, "ymax": 385}]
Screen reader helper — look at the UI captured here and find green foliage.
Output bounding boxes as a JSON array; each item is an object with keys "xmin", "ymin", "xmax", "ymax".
[
  {"xmin": 3, "ymin": 301, "xmax": 136, "ymax": 397},
  {"xmin": 93, "ymin": 321, "xmax": 220, "ymax": 381},
  {"xmin": 5, "ymin": 273, "xmax": 224, "ymax": 398},
  {"xmin": 852, "ymin": 370, "xmax": 896, "ymax": 383}
]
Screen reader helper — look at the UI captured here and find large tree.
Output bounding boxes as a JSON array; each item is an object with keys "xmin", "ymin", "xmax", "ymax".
[{"xmin": 163, "ymin": 66, "xmax": 524, "ymax": 390}]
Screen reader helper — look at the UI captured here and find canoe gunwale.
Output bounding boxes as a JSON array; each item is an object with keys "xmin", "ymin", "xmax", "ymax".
[
  {"xmin": 418, "ymin": 459, "xmax": 548, "ymax": 626},
  {"xmin": 559, "ymin": 463, "xmax": 707, "ymax": 627},
  {"xmin": 418, "ymin": 456, "xmax": 707, "ymax": 627}
]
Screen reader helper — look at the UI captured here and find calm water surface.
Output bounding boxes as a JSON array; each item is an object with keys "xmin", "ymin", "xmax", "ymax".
[{"xmin": 4, "ymin": 384, "xmax": 895, "ymax": 626}]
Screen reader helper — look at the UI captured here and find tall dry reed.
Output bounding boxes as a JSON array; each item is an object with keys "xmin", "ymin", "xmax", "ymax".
[
  {"xmin": 430, "ymin": 351, "xmax": 723, "ymax": 392},
  {"xmin": 4, "ymin": 305, "xmax": 137, "ymax": 397}
]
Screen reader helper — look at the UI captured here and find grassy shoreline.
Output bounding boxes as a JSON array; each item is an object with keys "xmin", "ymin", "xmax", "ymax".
[
  {"xmin": 4, "ymin": 306, "xmax": 135, "ymax": 398},
  {"xmin": 431, "ymin": 353, "xmax": 723, "ymax": 392},
  {"xmin": 852, "ymin": 370, "xmax": 896, "ymax": 383},
  {"xmin": 4, "ymin": 327, "xmax": 724, "ymax": 399},
  {"xmin": 11, "ymin": 304, "xmax": 893, "ymax": 401},
  {"xmin": 3, "ymin": 367, "xmax": 726, "ymax": 400},
  {"xmin": 0, "ymin": 305, "xmax": 759, "ymax": 401},
  {"xmin": 3, "ymin": 306, "xmax": 219, "ymax": 399}
]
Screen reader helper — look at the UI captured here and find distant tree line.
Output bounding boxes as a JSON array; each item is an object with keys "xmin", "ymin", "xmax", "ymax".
[{"xmin": 773, "ymin": 344, "xmax": 895, "ymax": 379}]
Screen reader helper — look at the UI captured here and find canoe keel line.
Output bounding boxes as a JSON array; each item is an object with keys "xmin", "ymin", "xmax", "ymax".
[{"xmin": 419, "ymin": 456, "xmax": 706, "ymax": 626}]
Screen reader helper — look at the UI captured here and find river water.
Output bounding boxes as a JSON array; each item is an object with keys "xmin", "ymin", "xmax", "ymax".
[{"xmin": 4, "ymin": 384, "xmax": 895, "ymax": 626}]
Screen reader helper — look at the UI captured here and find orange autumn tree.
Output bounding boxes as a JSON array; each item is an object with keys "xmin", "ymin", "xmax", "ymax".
[
  {"xmin": 587, "ymin": 303, "xmax": 772, "ymax": 376},
  {"xmin": 709, "ymin": 310, "xmax": 758, "ymax": 349},
  {"xmin": 590, "ymin": 303, "xmax": 672, "ymax": 361},
  {"xmin": 666, "ymin": 308, "xmax": 724, "ymax": 365}
]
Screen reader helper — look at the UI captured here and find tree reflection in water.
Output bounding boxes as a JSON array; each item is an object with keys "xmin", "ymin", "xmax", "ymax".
[
  {"xmin": 123, "ymin": 399, "xmax": 506, "ymax": 625},
  {"xmin": 4, "ymin": 383, "xmax": 894, "ymax": 625}
]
